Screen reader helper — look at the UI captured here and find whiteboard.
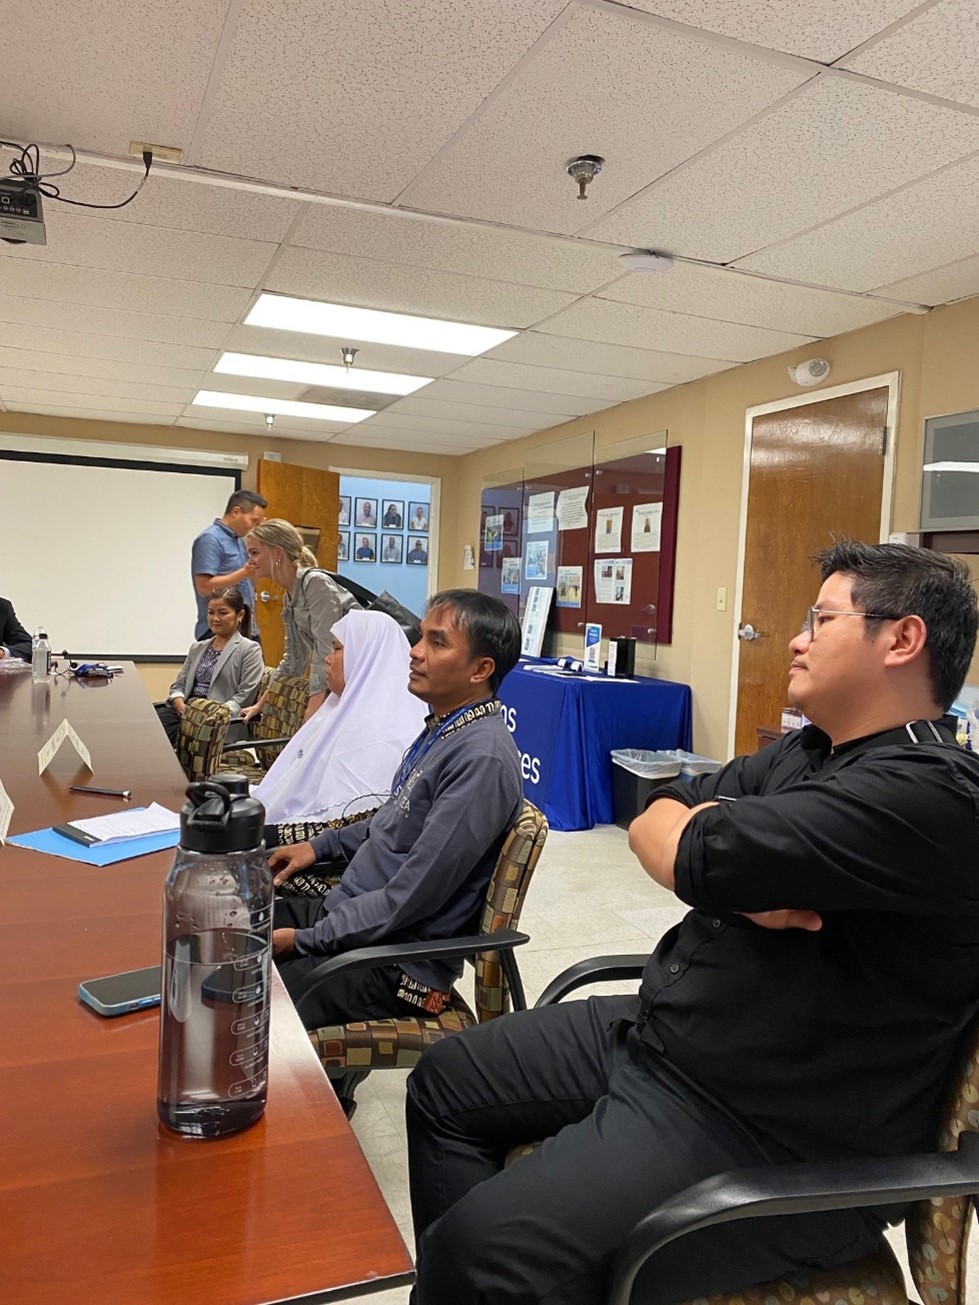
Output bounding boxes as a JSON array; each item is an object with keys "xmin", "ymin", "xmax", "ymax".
[{"xmin": 1, "ymin": 453, "xmax": 239, "ymax": 658}]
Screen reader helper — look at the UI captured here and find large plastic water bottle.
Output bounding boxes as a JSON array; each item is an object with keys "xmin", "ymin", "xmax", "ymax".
[
  {"xmin": 157, "ymin": 776, "xmax": 273, "ymax": 1138},
  {"xmin": 31, "ymin": 628, "xmax": 51, "ymax": 682}
]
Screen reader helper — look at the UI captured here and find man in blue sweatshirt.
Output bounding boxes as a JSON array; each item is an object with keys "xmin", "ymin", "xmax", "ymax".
[{"xmin": 269, "ymin": 589, "xmax": 523, "ymax": 1030}]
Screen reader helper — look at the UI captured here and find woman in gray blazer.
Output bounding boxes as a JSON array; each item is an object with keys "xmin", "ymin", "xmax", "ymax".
[{"xmin": 155, "ymin": 587, "xmax": 264, "ymax": 746}]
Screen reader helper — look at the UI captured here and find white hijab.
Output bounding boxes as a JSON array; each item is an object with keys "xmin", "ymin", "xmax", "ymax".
[{"xmin": 253, "ymin": 609, "xmax": 427, "ymax": 823}]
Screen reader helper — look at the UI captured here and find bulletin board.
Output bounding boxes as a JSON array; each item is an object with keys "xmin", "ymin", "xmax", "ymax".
[{"xmin": 477, "ymin": 442, "xmax": 681, "ymax": 648}]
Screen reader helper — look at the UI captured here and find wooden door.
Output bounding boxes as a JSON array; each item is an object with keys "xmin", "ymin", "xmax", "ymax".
[
  {"xmin": 733, "ymin": 387, "xmax": 887, "ymax": 756},
  {"xmin": 255, "ymin": 460, "xmax": 341, "ymax": 667}
]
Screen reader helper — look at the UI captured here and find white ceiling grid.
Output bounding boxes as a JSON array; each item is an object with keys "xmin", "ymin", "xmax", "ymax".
[{"xmin": 0, "ymin": 0, "xmax": 977, "ymax": 454}]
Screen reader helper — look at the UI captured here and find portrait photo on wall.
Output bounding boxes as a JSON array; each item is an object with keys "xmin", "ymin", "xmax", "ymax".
[
  {"xmin": 381, "ymin": 499, "xmax": 404, "ymax": 529},
  {"xmin": 407, "ymin": 535, "xmax": 429, "ymax": 565},
  {"xmin": 338, "ymin": 495, "xmax": 351, "ymax": 527},
  {"xmin": 337, "ymin": 532, "xmax": 349, "ymax": 563},
  {"xmin": 381, "ymin": 534, "xmax": 404, "ymax": 564},
  {"xmin": 354, "ymin": 533, "xmax": 377, "ymax": 562},
  {"xmin": 355, "ymin": 497, "xmax": 378, "ymax": 528},
  {"xmin": 408, "ymin": 501, "xmax": 429, "ymax": 533}
]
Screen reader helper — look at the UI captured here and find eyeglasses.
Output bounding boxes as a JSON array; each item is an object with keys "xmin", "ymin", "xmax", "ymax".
[{"xmin": 801, "ymin": 607, "xmax": 896, "ymax": 638}]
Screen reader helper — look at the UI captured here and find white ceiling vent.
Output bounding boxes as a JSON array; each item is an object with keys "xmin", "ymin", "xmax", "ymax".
[{"xmin": 298, "ymin": 385, "xmax": 398, "ymax": 411}]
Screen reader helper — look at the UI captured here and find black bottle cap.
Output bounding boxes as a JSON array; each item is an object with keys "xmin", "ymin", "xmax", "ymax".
[{"xmin": 180, "ymin": 779, "xmax": 265, "ymax": 853}]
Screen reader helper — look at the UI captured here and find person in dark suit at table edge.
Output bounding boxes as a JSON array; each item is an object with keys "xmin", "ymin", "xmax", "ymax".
[{"xmin": 0, "ymin": 596, "xmax": 32, "ymax": 661}]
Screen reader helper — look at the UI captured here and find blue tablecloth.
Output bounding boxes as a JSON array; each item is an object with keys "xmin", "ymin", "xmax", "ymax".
[{"xmin": 497, "ymin": 660, "xmax": 692, "ymax": 831}]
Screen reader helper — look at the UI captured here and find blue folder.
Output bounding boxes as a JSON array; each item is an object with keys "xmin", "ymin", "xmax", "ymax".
[{"xmin": 7, "ymin": 825, "xmax": 179, "ymax": 866}]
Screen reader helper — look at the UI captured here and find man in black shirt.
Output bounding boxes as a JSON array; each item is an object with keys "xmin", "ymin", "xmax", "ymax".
[
  {"xmin": 406, "ymin": 540, "xmax": 979, "ymax": 1305},
  {"xmin": 0, "ymin": 595, "xmax": 32, "ymax": 661}
]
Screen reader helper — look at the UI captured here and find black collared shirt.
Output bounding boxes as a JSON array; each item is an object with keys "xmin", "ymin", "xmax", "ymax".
[{"xmin": 639, "ymin": 719, "xmax": 979, "ymax": 1161}]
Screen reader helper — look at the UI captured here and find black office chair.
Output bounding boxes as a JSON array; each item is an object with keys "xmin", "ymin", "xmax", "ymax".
[{"xmin": 525, "ymin": 956, "xmax": 979, "ymax": 1305}]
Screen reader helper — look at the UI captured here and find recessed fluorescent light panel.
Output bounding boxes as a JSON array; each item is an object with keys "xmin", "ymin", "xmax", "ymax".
[
  {"xmin": 214, "ymin": 352, "xmax": 432, "ymax": 396},
  {"xmin": 245, "ymin": 294, "xmax": 516, "ymax": 357},
  {"xmin": 191, "ymin": 390, "xmax": 373, "ymax": 423}
]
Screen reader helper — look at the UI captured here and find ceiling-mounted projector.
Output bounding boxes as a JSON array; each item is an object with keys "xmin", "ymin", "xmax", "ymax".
[
  {"xmin": 0, "ymin": 178, "xmax": 45, "ymax": 244},
  {"xmin": 788, "ymin": 358, "xmax": 830, "ymax": 387}
]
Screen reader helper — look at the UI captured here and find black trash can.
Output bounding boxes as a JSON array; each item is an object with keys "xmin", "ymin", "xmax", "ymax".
[{"xmin": 610, "ymin": 750, "xmax": 682, "ymax": 830}]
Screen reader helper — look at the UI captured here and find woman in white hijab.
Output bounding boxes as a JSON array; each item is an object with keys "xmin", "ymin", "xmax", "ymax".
[{"xmin": 254, "ymin": 608, "xmax": 427, "ymax": 829}]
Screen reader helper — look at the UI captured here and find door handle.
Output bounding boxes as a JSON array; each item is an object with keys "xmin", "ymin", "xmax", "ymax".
[
  {"xmin": 258, "ymin": 591, "xmax": 280, "ymax": 605},
  {"xmin": 738, "ymin": 623, "xmax": 762, "ymax": 641}
]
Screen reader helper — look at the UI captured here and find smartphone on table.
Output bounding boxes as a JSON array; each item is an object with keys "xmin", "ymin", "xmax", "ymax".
[{"xmin": 77, "ymin": 965, "xmax": 162, "ymax": 1017}]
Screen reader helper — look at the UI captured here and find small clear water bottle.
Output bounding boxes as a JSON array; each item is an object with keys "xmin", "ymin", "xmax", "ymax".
[
  {"xmin": 31, "ymin": 628, "xmax": 51, "ymax": 682},
  {"xmin": 157, "ymin": 775, "xmax": 273, "ymax": 1139}
]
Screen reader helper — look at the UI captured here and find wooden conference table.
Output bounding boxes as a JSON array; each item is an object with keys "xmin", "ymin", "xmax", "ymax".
[{"xmin": 0, "ymin": 664, "xmax": 414, "ymax": 1305}]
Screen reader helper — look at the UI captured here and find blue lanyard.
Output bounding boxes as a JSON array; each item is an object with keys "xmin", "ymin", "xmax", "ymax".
[{"xmin": 392, "ymin": 704, "xmax": 475, "ymax": 795}]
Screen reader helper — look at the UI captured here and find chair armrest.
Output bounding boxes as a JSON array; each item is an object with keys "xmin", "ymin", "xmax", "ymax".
[
  {"xmin": 535, "ymin": 955, "xmax": 649, "ymax": 1008},
  {"xmin": 293, "ymin": 928, "xmax": 529, "ymax": 1018},
  {"xmin": 608, "ymin": 1131, "xmax": 979, "ymax": 1305},
  {"xmin": 222, "ymin": 736, "xmax": 292, "ymax": 753}
]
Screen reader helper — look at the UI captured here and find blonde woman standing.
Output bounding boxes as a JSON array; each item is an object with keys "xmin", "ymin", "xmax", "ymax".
[{"xmin": 243, "ymin": 519, "xmax": 359, "ymax": 723}]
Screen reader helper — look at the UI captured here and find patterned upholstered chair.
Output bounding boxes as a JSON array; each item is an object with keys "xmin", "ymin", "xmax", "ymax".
[
  {"xmin": 219, "ymin": 673, "xmax": 309, "ymax": 783},
  {"xmin": 294, "ymin": 800, "xmax": 548, "ymax": 1100},
  {"xmin": 525, "ymin": 957, "xmax": 979, "ymax": 1305},
  {"xmin": 174, "ymin": 698, "xmax": 232, "ymax": 781}
]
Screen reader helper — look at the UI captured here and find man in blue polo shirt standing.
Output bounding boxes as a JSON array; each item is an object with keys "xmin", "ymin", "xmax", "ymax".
[{"xmin": 190, "ymin": 489, "xmax": 267, "ymax": 638}]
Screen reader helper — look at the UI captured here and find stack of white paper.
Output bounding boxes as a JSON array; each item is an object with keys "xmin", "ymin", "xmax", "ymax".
[{"xmin": 68, "ymin": 802, "xmax": 180, "ymax": 845}]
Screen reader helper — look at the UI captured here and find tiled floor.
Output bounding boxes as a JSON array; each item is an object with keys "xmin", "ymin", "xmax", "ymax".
[{"xmin": 349, "ymin": 823, "xmax": 976, "ymax": 1305}]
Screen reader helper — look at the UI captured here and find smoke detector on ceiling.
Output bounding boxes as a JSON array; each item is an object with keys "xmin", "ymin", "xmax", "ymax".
[
  {"xmin": 788, "ymin": 358, "xmax": 831, "ymax": 387},
  {"xmin": 618, "ymin": 250, "xmax": 674, "ymax": 273}
]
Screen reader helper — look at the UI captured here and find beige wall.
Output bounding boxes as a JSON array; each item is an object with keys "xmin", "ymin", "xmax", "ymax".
[{"xmin": 5, "ymin": 296, "xmax": 979, "ymax": 759}]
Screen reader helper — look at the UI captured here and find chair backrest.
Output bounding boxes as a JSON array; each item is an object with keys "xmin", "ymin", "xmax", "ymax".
[
  {"xmin": 906, "ymin": 1012, "xmax": 979, "ymax": 1305},
  {"xmin": 253, "ymin": 674, "xmax": 309, "ymax": 768},
  {"xmin": 472, "ymin": 800, "xmax": 548, "ymax": 1022},
  {"xmin": 176, "ymin": 698, "xmax": 232, "ymax": 781}
]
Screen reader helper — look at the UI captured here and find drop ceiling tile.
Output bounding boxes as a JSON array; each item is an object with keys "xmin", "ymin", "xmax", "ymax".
[
  {"xmin": 0, "ymin": 322, "xmax": 216, "ymax": 371},
  {"xmin": 448, "ymin": 357, "xmax": 670, "ymax": 401},
  {"xmin": 417, "ymin": 378, "xmax": 589, "ymax": 417},
  {"xmin": 0, "ymin": 260, "xmax": 251, "ymax": 321},
  {"xmin": 193, "ymin": 0, "xmax": 567, "ymax": 199},
  {"xmin": 290, "ymin": 206, "xmax": 624, "ymax": 294},
  {"xmin": 602, "ymin": 264, "xmax": 901, "ymax": 335},
  {"xmin": 180, "ymin": 401, "xmax": 351, "ymax": 433},
  {"xmin": 360, "ymin": 411, "xmax": 533, "ymax": 440},
  {"xmin": 5, "ymin": 210, "xmax": 276, "ymax": 288},
  {"xmin": 540, "ymin": 298, "xmax": 812, "ymax": 361},
  {"xmin": 176, "ymin": 414, "xmax": 347, "ymax": 440},
  {"xmin": 54, "ymin": 163, "xmax": 301, "ymax": 241},
  {"xmin": 0, "ymin": 0, "xmax": 230, "ymax": 154},
  {"xmin": 176, "ymin": 416, "xmax": 273, "ymax": 436},
  {"xmin": 0, "ymin": 293, "xmax": 230, "ymax": 349},
  {"xmin": 399, "ymin": 4, "xmax": 810, "ymax": 234},
  {"xmin": 622, "ymin": 0, "xmax": 923, "ymax": 62},
  {"xmin": 335, "ymin": 432, "xmax": 482, "ymax": 455},
  {"xmin": 4, "ymin": 401, "xmax": 179, "ymax": 426},
  {"xmin": 195, "ymin": 374, "xmax": 307, "ymax": 402},
  {"xmin": 0, "ymin": 388, "xmax": 184, "ymax": 417},
  {"xmin": 486, "ymin": 330, "xmax": 727, "ymax": 383},
  {"xmin": 384, "ymin": 396, "xmax": 561, "ymax": 429},
  {"xmin": 223, "ymin": 325, "xmax": 461, "ymax": 378},
  {"xmin": 265, "ymin": 247, "xmax": 576, "ymax": 329},
  {"xmin": 842, "ymin": 0, "xmax": 979, "ymax": 109},
  {"xmin": 586, "ymin": 76, "xmax": 979, "ymax": 261},
  {"xmin": 735, "ymin": 154, "xmax": 979, "ymax": 290},
  {"xmin": 0, "ymin": 367, "xmax": 196, "ymax": 404},
  {"xmin": 0, "ymin": 347, "xmax": 206, "ymax": 390},
  {"xmin": 873, "ymin": 254, "xmax": 979, "ymax": 306}
]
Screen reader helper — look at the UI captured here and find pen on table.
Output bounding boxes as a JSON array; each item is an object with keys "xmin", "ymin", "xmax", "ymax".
[{"xmin": 69, "ymin": 785, "xmax": 133, "ymax": 800}]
